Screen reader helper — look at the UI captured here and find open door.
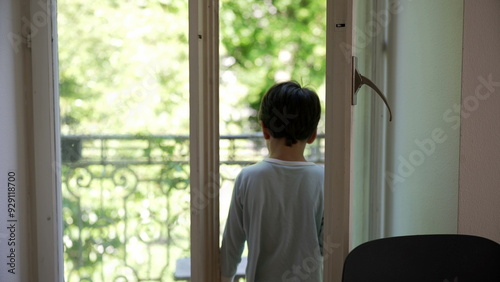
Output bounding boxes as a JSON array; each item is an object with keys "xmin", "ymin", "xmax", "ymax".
[
  {"xmin": 323, "ymin": 0, "xmax": 355, "ymax": 279},
  {"xmin": 324, "ymin": 0, "xmax": 395, "ymax": 279},
  {"xmin": 324, "ymin": 0, "xmax": 463, "ymax": 281},
  {"xmin": 189, "ymin": 0, "xmax": 220, "ymax": 281}
]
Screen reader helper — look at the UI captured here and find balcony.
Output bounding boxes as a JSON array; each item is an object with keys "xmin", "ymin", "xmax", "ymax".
[{"xmin": 61, "ymin": 134, "xmax": 324, "ymax": 281}]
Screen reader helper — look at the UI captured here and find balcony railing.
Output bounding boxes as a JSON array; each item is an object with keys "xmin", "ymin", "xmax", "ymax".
[{"xmin": 61, "ymin": 134, "xmax": 324, "ymax": 281}]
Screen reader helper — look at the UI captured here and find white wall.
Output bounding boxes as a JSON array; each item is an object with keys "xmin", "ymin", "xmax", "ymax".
[
  {"xmin": 385, "ymin": 0, "xmax": 463, "ymax": 235},
  {"xmin": 0, "ymin": 1, "xmax": 32, "ymax": 281},
  {"xmin": 459, "ymin": 0, "xmax": 500, "ymax": 244}
]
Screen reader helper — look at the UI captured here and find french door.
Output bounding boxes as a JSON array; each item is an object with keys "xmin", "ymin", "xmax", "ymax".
[
  {"xmin": 325, "ymin": 0, "xmax": 463, "ymax": 281},
  {"xmin": 21, "ymin": 0, "xmax": 461, "ymax": 281},
  {"xmin": 324, "ymin": 0, "xmax": 391, "ymax": 279},
  {"xmin": 5, "ymin": 0, "xmax": 463, "ymax": 281},
  {"xmin": 189, "ymin": 0, "xmax": 385, "ymax": 280},
  {"xmin": 323, "ymin": 0, "xmax": 354, "ymax": 278}
]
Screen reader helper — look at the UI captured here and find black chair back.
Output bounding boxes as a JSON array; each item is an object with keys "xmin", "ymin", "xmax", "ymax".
[{"xmin": 342, "ymin": 234, "xmax": 500, "ymax": 282}]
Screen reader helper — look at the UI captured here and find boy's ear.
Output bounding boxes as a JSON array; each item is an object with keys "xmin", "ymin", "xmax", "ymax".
[
  {"xmin": 306, "ymin": 130, "xmax": 317, "ymax": 144},
  {"xmin": 260, "ymin": 121, "xmax": 271, "ymax": 140}
]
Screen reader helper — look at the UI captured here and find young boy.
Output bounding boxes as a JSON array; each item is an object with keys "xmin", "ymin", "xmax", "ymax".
[{"xmin": 220, "ymin": 81, "xmax": 324, "ymax": 282}]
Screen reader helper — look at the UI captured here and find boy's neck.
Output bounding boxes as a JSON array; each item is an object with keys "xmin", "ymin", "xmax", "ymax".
[{"xmin": 266, "ymin": 138, "xmax": 308, "ymax": 162}]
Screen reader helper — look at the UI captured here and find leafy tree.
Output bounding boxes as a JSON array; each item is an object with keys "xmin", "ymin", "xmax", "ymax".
[
  {"xmin": 58, "ymin": 0, "xmax": 326, "ymax": 135},
  {"xmin": 220, "ymin": 0, "xmax": 326, "ymax": 131},
  {"xmin": 58, "ymin": 0, "xmax": 190, "ymax": 135}
]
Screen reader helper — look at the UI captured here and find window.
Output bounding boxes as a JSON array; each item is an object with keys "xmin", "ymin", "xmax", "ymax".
[
  {"xmin": 58, "ymin": 0, "xmax": 191, "ymax": 280},
  {"xmin": 20, "ymin": 1, "xmax": 463, "ymax": 281}
]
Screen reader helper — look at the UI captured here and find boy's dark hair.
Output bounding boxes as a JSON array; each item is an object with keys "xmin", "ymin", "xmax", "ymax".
[{"xmin": 258, "ymin": 81, "xmax": 321, "ymax": 147}]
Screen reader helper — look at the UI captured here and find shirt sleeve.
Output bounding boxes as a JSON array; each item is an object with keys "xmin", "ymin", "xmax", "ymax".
[{"xmin": 220, "ymin": 173, "xmax": 246, "ymax": 278}]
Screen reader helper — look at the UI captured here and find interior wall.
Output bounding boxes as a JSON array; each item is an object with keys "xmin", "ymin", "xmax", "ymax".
[
  {"xmin": 0, "ymin": 1, "xmax": 32, "ymax": 281},
  {"xmin": 385, "ymin": 0, "xmax": 463, "ymax": 235},
  {"xmin": 459, "ymin": 0, "xmax": 500, "ymax": 244}
]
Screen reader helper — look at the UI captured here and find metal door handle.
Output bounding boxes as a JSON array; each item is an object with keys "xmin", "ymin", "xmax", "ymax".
[{"xmin": 352, "ymin": 57, "xmax": 393, "ymax": 121}]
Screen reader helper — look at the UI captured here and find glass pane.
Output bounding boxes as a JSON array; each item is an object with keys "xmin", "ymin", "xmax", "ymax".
[
  {"xmin": 57, "ymin": 1, "xmax": 190, "ymax": 281},
  {"xmin": 219, "ymin": 0, "xmax": 326, "ymax": 279}
]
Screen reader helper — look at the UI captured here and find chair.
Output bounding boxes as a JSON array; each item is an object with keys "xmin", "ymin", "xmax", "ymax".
[{"xmin": 342, "ymin": 234, "xmax": 500, "ymax": 282}]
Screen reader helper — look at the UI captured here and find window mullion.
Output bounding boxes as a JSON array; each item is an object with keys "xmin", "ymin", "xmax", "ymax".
[
  {"xmin": 189, "ymin": 0, "xmax": 220, "ymax": 281},
  {"xmin": 29, "ymin": 0, "xmax": 64, "ymax": 281}
]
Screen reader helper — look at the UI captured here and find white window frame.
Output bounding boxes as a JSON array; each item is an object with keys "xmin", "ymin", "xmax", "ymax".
[
  {"xmin": 324, "ymin": 0, "xmax": 354, "ymax": 280},
  {"xmin": 188, "ymin": 1, "xmax": 357, "ymax": 280},
  {"xmin": 28, "ymin": 0, "xmax": 224, "ymax": 280},
  {"xmin": 324, "ymin": 1, "xmax": 390, "ymax": 279},
  {"xmin": 189, "ymin": 0, "xmax": 221, "ymax": 280},
  {"xmin": 29, "ymin": 0, "xmax": 64, "ymax": 281},
  {"xmin": 27, "ymin": 0, "xmax": 381, "ymax": 281}
]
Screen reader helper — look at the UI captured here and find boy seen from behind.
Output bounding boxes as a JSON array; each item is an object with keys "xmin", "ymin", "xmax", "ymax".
[{"xmin": 220, "ymin": 81, "xmax": 324, "ymax": 282}]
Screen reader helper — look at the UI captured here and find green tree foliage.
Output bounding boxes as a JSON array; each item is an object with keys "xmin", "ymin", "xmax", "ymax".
[
  {"xmin": 220, "ymin": 0, "xmax": 326, "ymax": 130},
  {"xmin": 58, "ymin": 0, "xmax": 190, "ymax": 135},
  {"xmin": 58, "ymin": 0, "xmax": 326, "ymax": 135}
]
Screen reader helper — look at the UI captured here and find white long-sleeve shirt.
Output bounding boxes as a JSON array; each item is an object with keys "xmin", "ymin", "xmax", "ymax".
[{"xmin": 220, "ymin": 158, "xmax": 324, "ymax": 282}]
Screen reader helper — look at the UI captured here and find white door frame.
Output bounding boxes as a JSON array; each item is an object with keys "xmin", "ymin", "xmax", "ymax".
[
  {"xmin": 324, "ymin": 0, "xmax": 354, "ymax": 281},
  {"xmin": 27, "ymin": 0, "xmax": 354, "ymax": 281},
  {"xmin": 189, "ymin": 0, "xmax": 221, "ymax": 281},
  {"xmin": 29, "ymin": 0, "xmax": 223, "ymax": 280},
  {"xmin": 29, "ymin": 0, "xmax": 64, "ymax": 280},
  {"xmin": 190, "ymin": 0, "xmax": 357, "ymax": 281}
]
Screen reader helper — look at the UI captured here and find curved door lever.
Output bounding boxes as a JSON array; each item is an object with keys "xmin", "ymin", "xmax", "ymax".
[{"xmin": 352, "ymin": 57, "xmax": 393, "ymax": 121}]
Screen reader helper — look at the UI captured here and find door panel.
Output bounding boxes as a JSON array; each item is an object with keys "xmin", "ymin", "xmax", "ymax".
[
  {"xmin": 324, "ymin": 0, "xmax": 354, "ymax": 280},
  {"xmin": 325, "ymin": 0, "xmax": 463, "ymax": 281}
]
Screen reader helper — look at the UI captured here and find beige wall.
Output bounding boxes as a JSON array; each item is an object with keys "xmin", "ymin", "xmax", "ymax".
[{"xmin": 459, "ymin": 0, "xmax": 500, "ymax": 244}]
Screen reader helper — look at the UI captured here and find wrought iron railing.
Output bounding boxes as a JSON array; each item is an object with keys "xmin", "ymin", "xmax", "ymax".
[{"xmin": 61, "ymin": 134, "xmax": 324, "ymax": 281}]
